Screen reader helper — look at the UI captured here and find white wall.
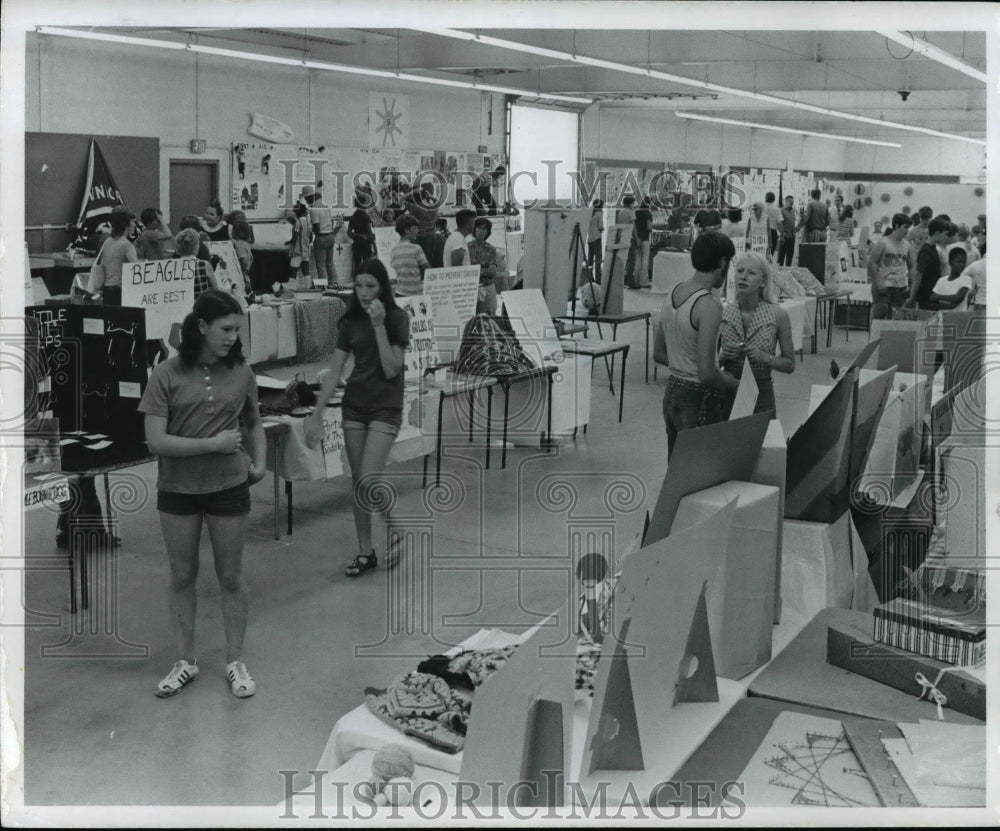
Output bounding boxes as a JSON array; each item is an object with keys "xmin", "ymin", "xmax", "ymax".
[
  {"xmin": 26, "ymin": 34, "xmax": 504, "ymax": 221},
  {"xmin": 826, "ymin": 181, "xmax": 985, "ymax": 233},
  {"xmin": 581, "ymin": 106, "xmax": 847, "ymax": 172},
  {"xmin": 580, "ymin": 104, "xmax": 985, "ymax": 180}
]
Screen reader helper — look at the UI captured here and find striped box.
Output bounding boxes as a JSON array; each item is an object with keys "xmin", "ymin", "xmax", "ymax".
[{"xmin": 873, "ymin": 597, "xmax": 985, "ymax": 667}]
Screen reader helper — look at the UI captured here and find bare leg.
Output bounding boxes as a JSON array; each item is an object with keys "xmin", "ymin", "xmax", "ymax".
[
  {"xmin": 159, "ymin": 511, "xmax": 203, "ymax": 661},
  {"xmin": 344, "ymin": 425, "xmax": 397, "ymax": 560},
  {"xmin": 205, "ymin": 512, "xmax": 250, "ymax": 663}
]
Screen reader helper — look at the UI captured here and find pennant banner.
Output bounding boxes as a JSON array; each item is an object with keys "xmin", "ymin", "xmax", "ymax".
[{"xmin": 73, "ymin": 139, "xmax": 126, "ymax": 246}]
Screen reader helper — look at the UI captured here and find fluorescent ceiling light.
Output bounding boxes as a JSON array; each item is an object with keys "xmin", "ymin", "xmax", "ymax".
[
  {"xmin": 416, "ymin": 28, "xmax": 986, "ymax": 146},
  {"xmin": 34, "ymin": 26, "xmax": 592, "ymax": 105},
  {"xmin": 876, "ymin": 31, "xmax": 987, "ymax": 83},
  {"xmin": 674, "ymin": 111, "xmax": 902, "ymax": 148},
  {"xmin": 35, "ymin": 26, "xmax": 187, "ymax": 49}
]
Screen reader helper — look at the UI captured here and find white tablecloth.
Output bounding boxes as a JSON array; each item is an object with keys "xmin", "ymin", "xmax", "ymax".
[{"xmin": 651, "ymin": 250, "xmax": 689, "ymax": 294}]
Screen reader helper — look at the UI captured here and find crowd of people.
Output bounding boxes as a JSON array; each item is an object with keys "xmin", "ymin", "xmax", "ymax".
[{"xmin": 66, "ymin": 185, "xmax": 985, "ymax": 701}]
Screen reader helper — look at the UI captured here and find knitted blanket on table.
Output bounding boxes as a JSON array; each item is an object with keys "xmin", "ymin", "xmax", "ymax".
[{"xmin": 293, "ymin": 296, "xmax": 345, "ymax": 362}]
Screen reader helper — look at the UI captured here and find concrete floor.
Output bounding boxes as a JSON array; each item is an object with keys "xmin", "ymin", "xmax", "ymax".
[{"xmin": 20, "ymin": 286, "xmax": 871, "ymax": 808}]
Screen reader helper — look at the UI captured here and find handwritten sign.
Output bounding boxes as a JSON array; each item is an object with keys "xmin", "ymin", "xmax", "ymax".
[
  {"xmin": 395, "ymin": 294, "xmax": 436, "ymax": 374},
  {"xmin": 122, "ymin": 257, "xmax": 198, "ymax": 340},
  {"xmin": 320, "ymin": 406, "xmax": 347, "ymax": 479},
  {"xmin": 423, "ymin": 266, "xmax": 480, "ymax": 364}
]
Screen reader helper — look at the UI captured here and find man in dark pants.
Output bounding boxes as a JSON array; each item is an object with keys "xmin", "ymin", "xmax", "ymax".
[{"xmin": 777, "ymin": 195, "xmax": 797, "ymax": 266}]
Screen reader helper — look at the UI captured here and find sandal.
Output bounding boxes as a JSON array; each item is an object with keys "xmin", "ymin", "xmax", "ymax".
[
  {"xmin": 384, "ymin": 532, "xmax": 403, "ymax": 570},
  {"xmin": 346, "ymin": 551, "xmax": 377, "ymax": 577}
]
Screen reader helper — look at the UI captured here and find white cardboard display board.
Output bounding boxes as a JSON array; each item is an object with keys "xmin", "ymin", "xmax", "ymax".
[
  {"xmin": 750, "ymin": 419, "xmax": 787, "ymax": 624},
  {"xmin": 781, "ymin": 512, "xmax": 877, "ymax": 626},
  {"xmin": 673, "ymin": 481, "xmax": 781, "ymax": 681},
  {"xmin": 522, "ymin": 207, "xmax": 593, "ymax": 318},
  {"xmin": 422, "ymin": 266, "xmax": 480, "ymax": 365}
]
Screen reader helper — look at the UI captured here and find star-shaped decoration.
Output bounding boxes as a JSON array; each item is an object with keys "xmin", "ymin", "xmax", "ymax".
[{"xmin": 374, "ymin": 97, "xmax": 404, "ymax": 148}]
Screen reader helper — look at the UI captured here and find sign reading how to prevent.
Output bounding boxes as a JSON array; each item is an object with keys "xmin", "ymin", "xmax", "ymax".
[{"xmin": 122, "ymin": 257, "xmax": 198, "ymax": 341}]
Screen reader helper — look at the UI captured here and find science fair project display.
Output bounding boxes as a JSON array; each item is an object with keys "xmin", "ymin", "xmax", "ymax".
[{"xmin": 26, "ymin": 304, "xmax": 149, "ymax": 443}]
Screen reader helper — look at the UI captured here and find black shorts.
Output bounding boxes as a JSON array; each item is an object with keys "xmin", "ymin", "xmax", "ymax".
[{"xmin": 157, "ymin": 480, "xmax": 251, "ymax": 516}]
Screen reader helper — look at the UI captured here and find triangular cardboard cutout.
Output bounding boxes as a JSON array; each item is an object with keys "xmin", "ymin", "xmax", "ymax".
[
  {"xmin": 728, "ymin": 358, "xmax": 759, "ymax": 420},
  {"xmin": 646, "ymin": 411, "xmax": 771, "ymax": 546},
  {"xmin": 520, "ymin": 698, "xmax": 565, "ymax": 807},
  {"xmin": 785, "ymin": 367, "xmax": 856, "ymax": 523},
  {"xmin": 850, "ymin": 366, "xmax": 897, "ymax": 487},
  {"xmin": 586, "ymin": 617, "xmax": 645, "ymax": 773},
  {"xmin": 673, "ymin": 582, "xmax": 719, "ymax": 704},
  {"xmin": 849, "ymin": 337, "xmax": 881, "ymax": 373},
  {"xmin": 583, "ymin": 501, "xmax": 735, "ymax": 776},
  {"xmin": 459, "ymin": 624, "xmax": 575, "ymax": 806}
]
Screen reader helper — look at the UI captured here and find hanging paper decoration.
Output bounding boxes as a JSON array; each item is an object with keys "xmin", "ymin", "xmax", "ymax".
[
  {"xmin": 864, "ymin": 196, "xmax": 872, "ymax": 206},
  {"xmin": 974, "ymin": 187, "xmax": 985, "ymax": 197},
  {"xmin": 901, "ymin": 205, "xmax": 911, "ymax": 214},
  {"xmin": 248, "ymin": 113, "xmax": 295, "ymax": 143},
  {"xmin": 880, "ymin": 216, "xmax": 890, "ymax": 225},
  {"xmin": 880, "ymin": 192, "xmax": 891, "ymax": 203},
  {"xmin": 853, "ymin": 198, "xmax": 863, "ymax": 210},
  {"xmin": 853, "ymin": 183, "xmax": 865, "ymax": 195},
  {"xmin": 72, "ymin": 138, "xmax": 126, "ymax": 248},
  {"xmin": 903, "ymin": 186, "xmax": 914, "ymax": 197}
]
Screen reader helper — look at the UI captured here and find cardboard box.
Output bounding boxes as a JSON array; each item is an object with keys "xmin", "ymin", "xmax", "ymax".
[
  {"xmin": 826, "ymin": 619, "xmax": 986, "ymax": 721},
  {"xmin": 873, "ymin": 597, "xmax": 985, "ymax": 666}
]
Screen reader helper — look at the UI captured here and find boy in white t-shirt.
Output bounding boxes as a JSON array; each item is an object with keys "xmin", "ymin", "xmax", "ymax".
[{"xmin": 928, "ymin": 247, "xmax": 974, "ymax": 311}]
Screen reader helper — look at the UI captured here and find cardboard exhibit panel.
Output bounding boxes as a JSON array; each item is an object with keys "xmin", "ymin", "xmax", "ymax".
[
  {"xmin": 750, "ymin": 419, "xmax": 787, "ymax": 624},
  {"xmin": 577, "ymin": 501, "xmax": 743, "ymax": 805},
  {"xmin": 522, "ymin": 207, "xmax": 593, "ymax": 318},
  {"xmin": 645, "ymin": 410, "xmax": 772, "ymax": 546},
  {"xmin": 728, "ymin": 358, "xmax": 759, "ymax": 420},
  {"xmin": 673, "ymin": 481, "xmax": 781, "ymax": 680},
  {"xmin": 785, "ymin": 368, "xmax": 855, "ymax": 524},
  {"xmin": 459, "ymin": 625, "xmax": 576, "ymax": 808}
]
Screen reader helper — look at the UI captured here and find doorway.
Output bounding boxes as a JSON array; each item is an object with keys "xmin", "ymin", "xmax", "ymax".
[{"xmin": 169, "ymin": 160, "xmax": 219, "ymax": 225}]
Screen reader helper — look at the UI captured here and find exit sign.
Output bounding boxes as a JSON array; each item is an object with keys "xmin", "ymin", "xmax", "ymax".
[{"xmin": 190, "ymin": 139, "xmax": 206, "ymax": 153}]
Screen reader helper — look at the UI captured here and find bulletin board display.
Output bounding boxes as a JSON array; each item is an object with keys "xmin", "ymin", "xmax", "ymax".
[
  {"xmin": 26, "ymin": 305, "xmax": 149, "ymax": 440},
  {"xmin": 231, "ymin": 142, "xmax": 497, "ymax": 225}
]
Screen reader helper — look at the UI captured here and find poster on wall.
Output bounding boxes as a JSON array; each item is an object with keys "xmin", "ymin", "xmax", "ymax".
[{"xmin": 368, "ymin": 93, "xmax": 410, "ymax": 150}]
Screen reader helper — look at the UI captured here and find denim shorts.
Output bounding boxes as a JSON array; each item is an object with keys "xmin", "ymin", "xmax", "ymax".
[
  {"xmin": 341, "ymin": 403, "xmax": 403, "ymax": 436},
  {"xmin": 157, "ymin": 480, "xmax": 251, "ymax": 516}
]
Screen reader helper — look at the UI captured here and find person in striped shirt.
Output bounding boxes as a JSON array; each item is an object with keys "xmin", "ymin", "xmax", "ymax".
[{"xmin": 390, "ymin": 215, "xmax": 429, "ymax": 297}]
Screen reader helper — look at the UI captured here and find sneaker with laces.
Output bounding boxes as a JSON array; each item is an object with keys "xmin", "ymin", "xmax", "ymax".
[
  {"xmin": 155, "ymin": 659, "xmax": 199, "ymax": 698},
  {"xmin": 226, "ymin": 658, "xmax": 256, "ymax": 698}
]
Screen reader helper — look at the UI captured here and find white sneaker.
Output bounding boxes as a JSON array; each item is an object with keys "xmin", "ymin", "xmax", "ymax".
[
  {"xmin": 226, "ymin": 658, "xmax": 256, "ymax": 698},
  {"xmin": 155, "ymin": 659, "xmax": 199, "ymax": 698}
]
